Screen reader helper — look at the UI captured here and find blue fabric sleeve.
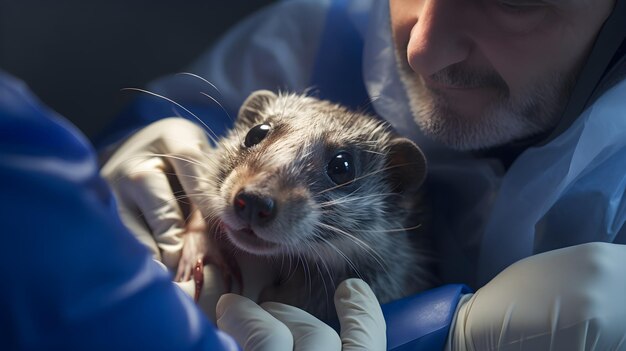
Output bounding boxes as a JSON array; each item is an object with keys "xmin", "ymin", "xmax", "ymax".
[
  {"xmin": 310, "ymin": 0, "xmax": 373, "ymax": 113},
  {"xmin": 383, "ymin": 284, "xmax": 472, "ymax": 351},
  {"xmin": 0, "ymin": 71, "xmax": 237, "ymax": 351}
]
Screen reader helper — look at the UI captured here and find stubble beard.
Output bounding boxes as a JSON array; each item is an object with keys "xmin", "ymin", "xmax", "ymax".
[{"xmin": 394, "ymin": 48, "xmax": 574, "ymax": 151}]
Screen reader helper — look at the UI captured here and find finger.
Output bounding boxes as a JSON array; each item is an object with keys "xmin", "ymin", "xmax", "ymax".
[
  {"xmin": 183, "ymin": 262, "xmax": 192, "ymax": 282},
  {"xmin": 261, "ymin": 302, "xmax": 341, "ymax": 351},
  {"xmin": 175, "ymin": 264, "xmax": 184, "ymax": 282},
  {"xmin": 175, "ymin": 260, "xmax": 192, "ymax": 282},
  {"xmin": 334, "ymin": 279, "xmax": 386, "ymax": 351},
  {"xmin": 159, "ymin": 120, "xmax": 214, "ymax": 214},
  {"xmin": 216, "ymin": 294, "xmax": 293, "ymax": 351},
  {"xmin": 120, "ymin": 156, "xmax": 185, "ymax": 270}
]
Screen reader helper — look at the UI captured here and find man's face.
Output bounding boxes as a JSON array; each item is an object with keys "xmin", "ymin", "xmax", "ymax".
[{"xmin": 390, "ymin": 0, "xmax": 614, "ymax": 150}]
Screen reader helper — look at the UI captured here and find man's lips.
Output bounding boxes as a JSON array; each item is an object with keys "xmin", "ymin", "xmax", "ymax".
[{"xmin": 421, "ymin": 75, "xmax": 482, "ymax": 91}]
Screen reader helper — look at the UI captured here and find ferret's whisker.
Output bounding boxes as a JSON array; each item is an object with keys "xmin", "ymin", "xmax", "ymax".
[
  {"xmin": 362, "ymin": 149, "xmax": 386, "ymax": 156},
  {"xmin": 199, "ymin": 92, "xmax": 233, "ymax": 122},
  {"xmin": 113, "ymin": 135, "xmax": 216, "ymax": 161},
  {"xmin": 310, "ymin": 232, "xmax": 364, "ymax": 281},
  {"xmin": 281, "ymin": 245, "xmax": 298, "ymax": 284},
  {"xmin": 310, "ymin": 247, "xmax": 330, "ymax": 315},
  {"xmin": 120, "ymin": 87, "xmax": 220, "ymax": 144},
  {"xmin": 120, "ymin": 169, "xmax": 217, "ymax": 188},
  {"xmin": 176, "ymin": 72, "xmax": 222, "ymax": 94},
  {"xmin": 308, "ymin": 241, "xmax": 335, "ymax": 310},
  {"xmin": 316, "ymin": 222, "xmax": 389, "ymax": 274},
  {"xmin": 354, "ymin": 224, "xmax": 423, "ymax": 234},
  {"xmin": 318, "ymin": 192, "xmax": 399, "ymax": 208},
  {"xmin": 315, "ymin": 162, "xmax": 418, "ymax": 196},
  {"xmin": 138, "ymin": 153, "xmax": 212, "ymax": 170}
]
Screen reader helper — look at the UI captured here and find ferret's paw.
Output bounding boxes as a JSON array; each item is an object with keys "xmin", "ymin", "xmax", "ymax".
[{"xmin": 176, "ymin": 230, "xmax": 210, "ymax": 282}]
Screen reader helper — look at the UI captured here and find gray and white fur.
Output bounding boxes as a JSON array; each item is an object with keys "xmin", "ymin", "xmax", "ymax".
[{"xmin": 202, "ymin": 90, "xmax": 437, "ymax": 321}]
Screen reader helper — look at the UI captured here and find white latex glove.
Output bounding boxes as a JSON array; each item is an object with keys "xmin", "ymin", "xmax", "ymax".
[
  {"xmin": 216, "ymin": 279, "xmax": 386, "ymax": 351},
  {"xmin": 101, "ymin": 118, "xmax": 278, "ymax": 323},
  {"xmin": 101, "ymin": 118, "xmax": 214, "ymax": 281},
  {"xmin": 447, "ymin": 242, "xmax": 626, "ymax": 351}
]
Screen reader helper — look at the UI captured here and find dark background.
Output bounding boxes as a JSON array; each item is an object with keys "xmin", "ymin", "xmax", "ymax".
[{"xmin": 0, "ymin": 0, "xmax": 276, "ymax": 140}]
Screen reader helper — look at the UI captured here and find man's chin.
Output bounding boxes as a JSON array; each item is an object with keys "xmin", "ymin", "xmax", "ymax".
[
  {"xmin": 402, "ymin": 77, "xmax": 503, "ymax": 150},
  {"xmin": 399, "ymin": 72, "xmax": 551, "ymax": 151},
  {"xmin": 411, "ymin": 100, "xmax": 533, "ymax": 151}
]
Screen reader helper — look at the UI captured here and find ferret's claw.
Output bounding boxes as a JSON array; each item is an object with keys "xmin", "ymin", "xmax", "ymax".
[{"xmin": 193, "ymin": 258, "xmax": 204, "ymax": 302}]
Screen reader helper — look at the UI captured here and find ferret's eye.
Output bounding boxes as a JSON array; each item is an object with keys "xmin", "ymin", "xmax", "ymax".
[
  {"xmin": 244, "ymin": 123, "xmax": 271, "ymax": 147},
  {"xmin": 327, "ymin": 152, "xmax": 355, "ymax": 186}
]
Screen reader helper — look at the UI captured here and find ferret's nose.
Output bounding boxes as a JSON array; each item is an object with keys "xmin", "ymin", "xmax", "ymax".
[{"xmin": 233, "ymin": 191, "xmax": 276, "ymax": 226}]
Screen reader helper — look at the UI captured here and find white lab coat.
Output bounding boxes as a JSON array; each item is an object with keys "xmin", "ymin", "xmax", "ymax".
[{"xmin": 147, "ymin": 0, "xmax": 626, "ymax": 289}]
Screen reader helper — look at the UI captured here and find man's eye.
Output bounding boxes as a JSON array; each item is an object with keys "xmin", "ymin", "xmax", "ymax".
[
  {"xmin": 496, "ymin": 0, "xmax": 545, "ymax": 13},
  {"xmin": 244, "ymin": 123, "xmax": 271, "ymax": 147},
  {"xmin": 489, "ymin": 0, "xmax": 550, "ymax": 33}
]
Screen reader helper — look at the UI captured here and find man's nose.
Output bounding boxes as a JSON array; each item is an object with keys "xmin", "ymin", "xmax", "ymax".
[{"xmin": 406, "ymin": 0, "xmax": 473, "ymax": 77}]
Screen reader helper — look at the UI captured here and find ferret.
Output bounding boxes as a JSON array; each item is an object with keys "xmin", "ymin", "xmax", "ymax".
[{"xmin": 198, "ymin": 90, "xmax": 437, "ymax": 321}]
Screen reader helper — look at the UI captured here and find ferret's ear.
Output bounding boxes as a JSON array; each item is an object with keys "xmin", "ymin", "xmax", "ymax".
[
  {"xmin": 385, "ymin": 138, "xmax": 427, "ymax": 195},
  {"xmin": 238, "ymin": 90, "xmax": 278, "ymax": 125}
]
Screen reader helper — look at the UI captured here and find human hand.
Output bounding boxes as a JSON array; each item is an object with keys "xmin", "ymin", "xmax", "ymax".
[
  {"xmin": 101, "ymin": 118, "xmax": 213, "ymax": 274},
  {"xmin": 216, "ymin": 279, "xmax": 386, "ymax": 351},
  {"xmin": 447, "ymin": 242, "xmax": 626, "ymax": 350}
]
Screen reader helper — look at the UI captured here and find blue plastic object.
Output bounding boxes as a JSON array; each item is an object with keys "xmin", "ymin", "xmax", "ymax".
[{"xmin": 383, "ymin": 284, "xmax": 472, "ymax": 351}]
